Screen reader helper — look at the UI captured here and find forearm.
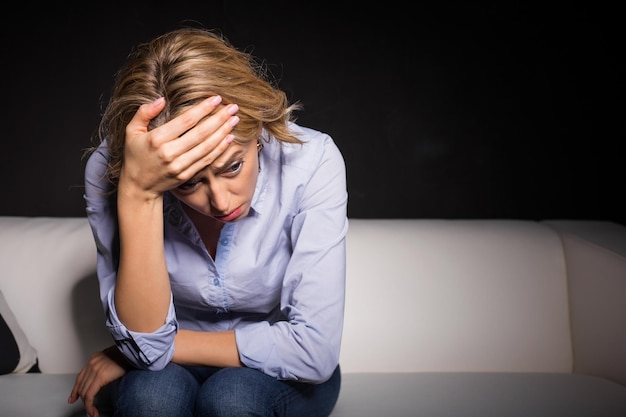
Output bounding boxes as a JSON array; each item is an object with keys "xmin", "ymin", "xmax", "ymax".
[
  {"xmin": 114, "ymin": 183, "xmax": 171, "ymax": 332},
  {"xmin": 172, "ymin": 329, "xmax": 242, "ymax": 368}
]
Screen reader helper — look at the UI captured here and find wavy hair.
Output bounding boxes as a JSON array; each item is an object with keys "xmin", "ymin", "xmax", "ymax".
[{"xmin": 93, "ymin": 27, "xmax": 302, "ymax": 187}]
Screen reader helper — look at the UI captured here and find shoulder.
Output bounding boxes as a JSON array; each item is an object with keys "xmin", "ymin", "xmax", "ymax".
[
  {"xmin": 84, "ymin": 142, "xmax": 112, "ymax": 195},
  {"xmin": 258, "ymin": 124, "xmax": 346, "ymax": 211},
  {"xmin": 271, "ymin": 123, "xmax": 345, "ymax": 172}
]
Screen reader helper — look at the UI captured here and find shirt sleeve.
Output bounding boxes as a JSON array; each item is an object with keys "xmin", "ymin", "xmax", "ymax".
[
  {"xmin": 235, "ymin": 134, "xmax": 349, "ymax": 383},
  {"xmin": 84, "ymin": 143, "xmax": 177, "ymax": 370}
]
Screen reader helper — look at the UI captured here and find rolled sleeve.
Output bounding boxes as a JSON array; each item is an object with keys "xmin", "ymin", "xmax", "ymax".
[{"xmin": 105, "ymin": 289, "xmax": 178, "ymax": 370}]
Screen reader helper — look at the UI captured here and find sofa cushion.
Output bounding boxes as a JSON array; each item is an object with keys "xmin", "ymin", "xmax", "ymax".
[
  {"xmin": 0, "ymin": 290, "xmax": 38, "ymax": 374},
  {"xmin": 341, "ymin": 219, "xmax": 573, "ymax": 374}
]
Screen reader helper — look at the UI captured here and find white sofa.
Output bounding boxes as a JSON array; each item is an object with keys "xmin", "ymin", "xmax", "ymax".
[{"xmin": 1, "ymin": 216, "xmax": 626, "ymax": 416}]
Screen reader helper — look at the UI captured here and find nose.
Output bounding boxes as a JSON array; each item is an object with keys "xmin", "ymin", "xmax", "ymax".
[{"xmin": 207, "ymin": 180, "xmax": 230, "ymax": 214}]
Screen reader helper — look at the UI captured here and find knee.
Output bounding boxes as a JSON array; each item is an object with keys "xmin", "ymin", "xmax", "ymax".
[
  {"xmin": 196, "ymin": 368, "xmax": 274, "ymax": 417},
  {"xmin": 116, "ymin": 365, "xmax": 198, "ymax": 417}
]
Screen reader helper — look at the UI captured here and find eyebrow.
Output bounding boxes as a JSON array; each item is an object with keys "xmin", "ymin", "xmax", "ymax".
[{"xmin": 209, "ymin": 148, "xmax": 246, "ymax": 172}]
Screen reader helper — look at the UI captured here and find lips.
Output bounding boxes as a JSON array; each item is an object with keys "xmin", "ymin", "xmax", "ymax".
[{"xmin": 213, "ymin": 206, "xmax": 243, "ymax": 222}]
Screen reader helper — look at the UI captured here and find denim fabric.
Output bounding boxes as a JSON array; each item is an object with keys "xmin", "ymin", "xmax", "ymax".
[{"xmin": 100, "ymin": 363, "xmax": 341, "ymax": 417}]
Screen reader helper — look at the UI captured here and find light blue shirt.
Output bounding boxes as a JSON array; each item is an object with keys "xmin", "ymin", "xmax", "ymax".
[{"xmin": 84, "ymin": 123, "xmax": 348, "ymax": 383}]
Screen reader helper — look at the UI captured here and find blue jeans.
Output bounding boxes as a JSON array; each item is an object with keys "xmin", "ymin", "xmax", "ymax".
[{"xmin": 97, "ymin": 363, "xmax": 341, "ymax": 417}]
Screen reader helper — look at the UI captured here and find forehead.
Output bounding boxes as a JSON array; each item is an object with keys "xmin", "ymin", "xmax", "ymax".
[{"xmin": 211, "ymin": 139, "xmax": 256, "ymax": 168}]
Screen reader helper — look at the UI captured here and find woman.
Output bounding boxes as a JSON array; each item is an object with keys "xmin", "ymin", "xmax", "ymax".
[{"xmin": 68, "ymin": 27, "xmax": 348, "ymax": 417}]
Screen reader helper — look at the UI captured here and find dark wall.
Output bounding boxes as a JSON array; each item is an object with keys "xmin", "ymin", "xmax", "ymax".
[{"xmin": 1, "ymin": 2, "xmax": 623, "ymax": 224}]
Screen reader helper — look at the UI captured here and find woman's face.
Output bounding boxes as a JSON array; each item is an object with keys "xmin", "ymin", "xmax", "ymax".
[{"xmin": 169, "ymin": 139, "xmax": 259, "ymax": 223}]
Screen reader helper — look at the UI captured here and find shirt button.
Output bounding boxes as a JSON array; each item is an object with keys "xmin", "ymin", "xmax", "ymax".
[
  {"xmin": 221, "ymin": 239, "xmax": 228, "ymax": 245},
  {"xmin": 213, "ymin": 278, "xmax": 219, "ymax": 285}
]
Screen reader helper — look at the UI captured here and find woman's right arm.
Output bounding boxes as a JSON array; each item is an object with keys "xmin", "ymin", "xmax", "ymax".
[
  {"xmin": 84, "ymin": 96, "xmax": 239, "ymax": 371},
  {"xmin": 113, "ymin": 96, "xmax": 239, "ymax": 332},
  {"xmin": 69, "ymin": 96, "xmax": 239, "ymax": 417}
]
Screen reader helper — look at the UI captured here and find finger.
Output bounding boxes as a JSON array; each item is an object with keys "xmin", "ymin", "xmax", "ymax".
[
  {"xmin": 67, "ymin": 389, "xmax": 78, "ymax": 404},
  {"xmin": 161, "ymin": 106, "xmax": 240, "ymax": 181},
  {"xmin": 183, "ymin": 119, "xmax": 240, "ymax": 177},
  {"xmin": 150, "ymin": 95, "xmax": 226, "ymax": 147},
  {"xmin": 68, "ymin": 369, "xmax": 87, "ymax": 404},
  {"xmin": 74, "ymin": 355, "xmax": 101, "ymax": 401},
  {"xmin": 175, "ymin": 102, "xmax": 239, "ymax": 151},
  {"xmin": 77, "ymin": 363, "xmax": 96, "ymax": 394},
  {"xmin": 84, "ymin": 401, "xmax": 100, "ymax": 417},
  {"xmin": 173, "ymin": 119, "xmax": 240, "ymax": 181},
  {"xmin": 83, "ymin": 386, "xmax": 101, "ymax": 417},
  {"xmin": 76, "ymin": 367, "xmax": 100, "ymax": 416},
  {"xmin": 68, "ymin": 381, "xmax": 78, "ymax": 403},
  {"xmin": 126, "ymin": 96, "xmax": 168, "ymax": 138}
]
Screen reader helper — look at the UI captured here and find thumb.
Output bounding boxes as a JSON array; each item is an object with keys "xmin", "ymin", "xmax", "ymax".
[{"xmin": 127, "ymin": 97, "xmax": 166, "ymax": 137}]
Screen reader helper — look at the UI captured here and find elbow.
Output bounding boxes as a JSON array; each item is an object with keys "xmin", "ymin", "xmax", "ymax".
[
  {"xmin": 307, "ymin": 363, "xmax": 339, "ymax": 384},
  {"xmin": 296, "ymin": 343, "xmax": 340, "ymax": 384}
]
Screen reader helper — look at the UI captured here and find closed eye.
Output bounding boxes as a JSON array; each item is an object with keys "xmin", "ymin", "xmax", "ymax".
[
  {"xmin": 177, "ymin": 178, "xmax": 200, "ymax": 191},
  {"xmin": 224, "ymin": 161, "xmax": 243, "ymax": 176}
]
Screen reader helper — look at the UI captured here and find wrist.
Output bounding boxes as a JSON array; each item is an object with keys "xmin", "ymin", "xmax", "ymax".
[
  {"xmin": 117, "ymin": 176, "xmax": 163, "ymax": 204},
  {"xmin": 103, "ymin": 345, "xmax": 134, "ymax": 371}
]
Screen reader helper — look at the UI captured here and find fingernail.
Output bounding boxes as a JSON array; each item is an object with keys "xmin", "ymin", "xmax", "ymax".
[
  {"xmin": 228, "ymin": 116, "xmax": 240, "ymax": 127},
  {"xmin": 210, "ymin": 95, "xmax": 222, "ymax": 105},
  {"xmin": 224, "ymin": 134, "xmax": 235, "ymax": 144},
  {"xmin": 227, "ymin": 104, "xmax": 239, "ymax": 115},
  {"xmin": 152, "ymin": 97, "xmax": 165, "ymax": 107}
]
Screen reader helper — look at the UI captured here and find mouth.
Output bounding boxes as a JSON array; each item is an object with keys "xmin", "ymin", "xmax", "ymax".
[{"xmin": 213, "ymin": 206, "xmax": 243, "ymax": 223}]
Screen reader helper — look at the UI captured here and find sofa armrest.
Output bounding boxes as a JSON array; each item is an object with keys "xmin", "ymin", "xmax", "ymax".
[
  {"xmin": 543, "ymin": 220, "xmax": 626, "ymax": 387},
  {"xmin": 0, "ymin": 216, "xmax": 111, "ymax": 374}
]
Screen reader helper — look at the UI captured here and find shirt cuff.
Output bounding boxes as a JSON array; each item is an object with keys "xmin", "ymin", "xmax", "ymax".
[{"xmin": 105, "ymin": 290, "xmax": 178, "ymax": 370}]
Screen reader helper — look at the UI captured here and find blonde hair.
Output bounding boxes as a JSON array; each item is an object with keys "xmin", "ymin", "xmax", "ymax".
[{"xmin": 95, "ymin": 27, "xmax": 302, "ymax": 187}]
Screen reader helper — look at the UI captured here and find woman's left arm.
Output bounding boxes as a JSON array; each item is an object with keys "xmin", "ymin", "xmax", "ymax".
[
  {"xmin": 171, "ymin": 329, "xmax": 242, "ymax": 367},
  {"xmin": 236, "ymin": 135, "xmax": 349, "ymax": 383}
]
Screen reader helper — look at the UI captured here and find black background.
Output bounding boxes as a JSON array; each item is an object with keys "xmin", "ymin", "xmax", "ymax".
[{"xmin": 1, "ymin": 2, "xmax": 623, "ymax": 224}]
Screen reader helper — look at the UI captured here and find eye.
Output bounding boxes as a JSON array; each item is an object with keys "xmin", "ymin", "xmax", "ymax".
[
  {"xmin": 177, "ymin": 179, "xmax": 200, "ymax": 191},
  {"xmin": 224, "ymin": 161, "xmax": 243, "ymax": 176}
]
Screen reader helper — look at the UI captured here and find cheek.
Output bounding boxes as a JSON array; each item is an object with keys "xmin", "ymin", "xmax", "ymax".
[
  {"xmin": 241, "ymin": 164, "xmax": 259, "ymax": 197},
  {"xmin": 238, "ymin": 149, "xmax": 260, "ymax": 196}
]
